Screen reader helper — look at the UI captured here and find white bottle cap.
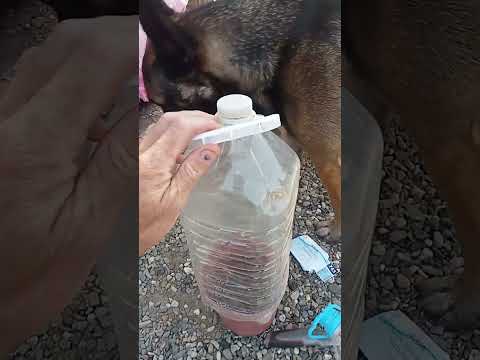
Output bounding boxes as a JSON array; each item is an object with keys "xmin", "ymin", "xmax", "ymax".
[
  {"xmin": 190, "ymin": 114, "xmax": 282, "ymax": 148},
  {"xmin": 217, "ymin": 94, "xmax": 254, "ymax": 121}
]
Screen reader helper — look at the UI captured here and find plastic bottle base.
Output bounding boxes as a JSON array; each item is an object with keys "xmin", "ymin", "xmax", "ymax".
[{"xmin": 219, "ymin": 312, "xmax": 275, "ymax": 336}]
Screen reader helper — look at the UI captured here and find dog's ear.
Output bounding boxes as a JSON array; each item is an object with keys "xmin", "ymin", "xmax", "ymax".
[{"xmin": 140, "ymin": 0, "xmax": 198, "ymax": 78}]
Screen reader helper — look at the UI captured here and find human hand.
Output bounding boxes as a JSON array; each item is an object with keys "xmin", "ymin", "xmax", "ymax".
[
  {"xmin": 139, "ymin": 111, "xmax": 220, "ymax": 255},
  {"xmin": 0, "ymin": 16, "xmax": 137, "ymax": 354}
]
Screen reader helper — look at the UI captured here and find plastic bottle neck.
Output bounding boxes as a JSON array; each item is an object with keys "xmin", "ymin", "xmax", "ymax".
[{"xmin": 218, "ymin": 110, "xmax": 257, "ymax": 126}]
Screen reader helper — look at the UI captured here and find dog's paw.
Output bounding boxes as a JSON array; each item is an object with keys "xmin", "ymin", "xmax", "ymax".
[
  {"xmin": 314, "ymin": 219, "xmax": 340, "ymax": 243},
  {"xmin": 325, "ymin": 222, "xmax": 341, "ymax": 243},
  {"xmin": 328, "ymin": 226, "xmax": 341, "ymax": 243}
]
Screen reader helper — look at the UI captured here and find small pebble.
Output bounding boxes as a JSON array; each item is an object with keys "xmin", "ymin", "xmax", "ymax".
[
  {"xmin": 433, "ymin": 232, "xmax": 444, "ymax": 247},
  {"xmin": 381, "ymin": 276, "xmax": 394, "ymax": 290},
  {"xmin": 389, "ymin": 230, "xmax": 407, "ymax": 243},
  {"xmin": 222, "ymin": 349, "xmax": 233, "ymax": 360},
  {"xmin": 421, "ymin": 248, "xmax": 433, "ymax": 260},
  {"xmin": 396, "ymin": 274, "xmax": 411, "ymax": 289},
  {"xmin": 290, "ymin": 290, "xmax": 300, "ymax": 302},
  {"xmin": 372, "ymin": 244, "xmax": 386, "ymax": 256}
]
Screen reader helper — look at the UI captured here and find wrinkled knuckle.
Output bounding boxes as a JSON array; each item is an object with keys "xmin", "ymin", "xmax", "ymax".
[
  {"xmin": 162, "ymin": 112, "xmax": 185, "ymax": 129},
  {"xmin": 169, "ymin": 115, "xmax": 190, "ymax": 133},
  {"xmin": 139, "ymin": 151, "xmax": 154, "ymax": 170},
  {"xmin": 161, "ymin": 112, "xmax": 177, "ymax": 122},
  {"xmin": 193, "ymin": 110, "xmax": 213, "ymax": 119}
]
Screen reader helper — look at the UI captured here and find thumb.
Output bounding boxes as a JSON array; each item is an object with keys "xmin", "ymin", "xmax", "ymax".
[{"xmin": 172, "ymin": 144, "xmax": 220, "ymax": 206}]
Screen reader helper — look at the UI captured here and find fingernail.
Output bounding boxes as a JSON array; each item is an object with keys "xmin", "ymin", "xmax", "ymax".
[{"xmin": 200, "ymin": 150, "xmax": 217, "ymax": 162}]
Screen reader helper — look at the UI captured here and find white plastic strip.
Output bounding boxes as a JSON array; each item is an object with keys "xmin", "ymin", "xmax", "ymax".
[{"xmin": 190, "ymin": 114, "xmax": 281, "ymax": 148}]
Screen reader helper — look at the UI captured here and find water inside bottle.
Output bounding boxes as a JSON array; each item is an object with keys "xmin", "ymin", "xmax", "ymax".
[{"xmin": 183, "ymin": 190, "xmax": 293, "ymax": 335}]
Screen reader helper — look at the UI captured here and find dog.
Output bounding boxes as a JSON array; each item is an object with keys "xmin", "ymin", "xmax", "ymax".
[
  {"xmin": 344, "ymin": 1, "xmax": 480, "ymax": 331},
  {"xmin": 140, "ymin": 0, "xmax": 342, "ymax": 239}
]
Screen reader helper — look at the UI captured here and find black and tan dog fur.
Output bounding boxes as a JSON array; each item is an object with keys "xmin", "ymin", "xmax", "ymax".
[{"xmin": 140, "ymin": 0, "xmax": 341, "ymax": 238}]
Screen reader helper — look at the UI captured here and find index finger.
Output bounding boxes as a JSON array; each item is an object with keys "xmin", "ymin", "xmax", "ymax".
[
  {"xmin": 140, "ymin": 110, "xmax": 218, "ymax": 153},
  {"xmin": 142, "ymin": 111, "xmax": 220, "ymax": 165}
]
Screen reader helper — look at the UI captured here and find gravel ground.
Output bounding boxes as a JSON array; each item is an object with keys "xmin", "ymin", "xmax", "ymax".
[
  {"xmin": 139, "ymin": 103, "xmax": 342, "ymax": 360},
  {"xmin": 9, "ymin": 272, "xmax": 120, "ymax": 360},
  {"xmin": 2, "ymin": 2, "xmax": 120, "ymax": 359},
  {"xmin": 364, "ymin": 116, "xmax": 480, "ymax": 360}
]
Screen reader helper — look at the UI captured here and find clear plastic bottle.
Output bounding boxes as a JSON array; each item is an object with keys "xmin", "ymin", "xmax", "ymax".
[{"xmin": 181, "ymin": 94, "xmax": 301, "ymax": 336}]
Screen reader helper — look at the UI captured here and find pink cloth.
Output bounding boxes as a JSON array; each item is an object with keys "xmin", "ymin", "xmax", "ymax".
[
  {"xmin": 138, "ymin": 23, "xmax": 149, "ymax": 102},
  {"xmin": 139, "ymin": 0, "xmax": 189, "ymax": 102}
]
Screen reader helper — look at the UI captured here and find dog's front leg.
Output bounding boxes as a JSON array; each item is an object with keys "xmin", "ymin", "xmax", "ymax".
[{"xmin": 283, "ymin": 105, "xmax": 341, "ymax": 241}]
